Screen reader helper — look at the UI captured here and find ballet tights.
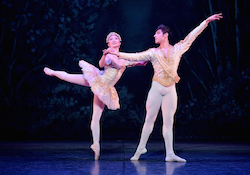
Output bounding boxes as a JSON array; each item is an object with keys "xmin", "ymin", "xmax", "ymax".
[
  {"xmin": 133, "ymin": 81, "xmax": 185, "ymax": 161},
  {"xmin": 91, "ymin": 95, "xmax": 105, "ymax": 144},
  {"xmin": 90, "ymin": 95, "xmax": 105, "ymax": 160},
  {"xmin": 44, "ymin": 68, "xmax": 89, "ymax": 86}
]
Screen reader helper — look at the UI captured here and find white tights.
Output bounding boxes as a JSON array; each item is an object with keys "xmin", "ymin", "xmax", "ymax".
[
  {"xmin": 91, "ymin": 95, "xmax": 105, "ymax": 144},
  {"xmin": 44, "ymin": 68, "xmax": 104, "ymax": 145},
  {"xmin": 137, "ymin": 81, "xmax": 177, "ymax": 156},
  {"xmin": 48, "ymin": 70, "xmax": 89, "ymax": 86}
]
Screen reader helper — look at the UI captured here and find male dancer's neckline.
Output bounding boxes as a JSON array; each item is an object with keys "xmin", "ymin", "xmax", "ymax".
[{"xmin": 158, "ymin": 45, "xmax": 171, "ymax": 50}]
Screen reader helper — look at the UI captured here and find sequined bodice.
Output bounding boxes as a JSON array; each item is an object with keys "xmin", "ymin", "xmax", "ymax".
[{"xmin": 101, "ymin": 66, "xmax": 123, "ymax": 87}]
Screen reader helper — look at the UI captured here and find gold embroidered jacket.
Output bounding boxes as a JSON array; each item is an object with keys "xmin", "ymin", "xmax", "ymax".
[{"xmin": 119, "ymin": 20, "xmax": 208, "ymax": 87}]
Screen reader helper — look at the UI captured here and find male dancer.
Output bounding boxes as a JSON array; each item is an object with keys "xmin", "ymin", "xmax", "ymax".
[{"xmin": 106, "ymin": 13, "xmax": 223, "ymax": 162}]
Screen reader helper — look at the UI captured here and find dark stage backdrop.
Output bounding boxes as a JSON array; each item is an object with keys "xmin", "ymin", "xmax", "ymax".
[{"xmin": 0, "ymin": 0, "xmax": 249, "ymax": 141}]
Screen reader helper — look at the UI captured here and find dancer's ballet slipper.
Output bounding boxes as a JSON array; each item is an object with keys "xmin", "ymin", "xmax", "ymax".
[
  {"xmin": 165, "ymin": 153, "xmax": 186, "ymax": 162},
  {"xmin": 130, "ymin": 148, "xmax": 147, "ymax": 161}
]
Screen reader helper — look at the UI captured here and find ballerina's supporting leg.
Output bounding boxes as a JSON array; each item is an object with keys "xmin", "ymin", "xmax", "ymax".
[
  {"xmin": 44, "ymin": 67, "xmax": 89, "ymax": 86},
  {"xmin": 90, "ymin": 95, "xmax": 105, "ymax": 160}
]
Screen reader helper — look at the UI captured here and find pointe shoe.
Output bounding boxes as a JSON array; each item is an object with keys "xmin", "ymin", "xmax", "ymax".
[
  {"xmin": 165, "ymin": 153, "xmax": 186, "ymax": 162},
  {"xmin": 43, "ymin": 67, "xmax": 54, "ymax": 76},
  {"xmin": 90, "ymin": 144, "xmax": 100, "ymax": 160},
  {"xmin": 78, "ymin": 60, "xmax": 85, "ymax": 67},
  {"xmin": 130, "ymin": 148, "xmax": 147, "ymax": 161}
]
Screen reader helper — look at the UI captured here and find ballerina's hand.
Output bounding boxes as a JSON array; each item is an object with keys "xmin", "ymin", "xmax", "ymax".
[
  {"xmin": 206, "ymin": 13, "xmax": 223, "ymax": 23},
  {"xmin": 102, "ymin": 49, "xmax": 108, "ymax": 55},
  {"xmin": 105, "ymin": 48, "xmax": 119, "ymax": 56},
  {"xmin": 103, "ymin": 48, "xmax": 113, "ymax": 55}
]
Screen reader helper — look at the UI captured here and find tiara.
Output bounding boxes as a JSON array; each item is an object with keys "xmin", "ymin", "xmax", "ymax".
[{"xmin": 106, "ymin": 32, "xmax": 122, "ymax": 43}]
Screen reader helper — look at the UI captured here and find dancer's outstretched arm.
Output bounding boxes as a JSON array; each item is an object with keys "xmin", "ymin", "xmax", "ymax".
[
  {"xmin": 176, "ymin": 13, "xmax": 223, "ymax": 57},
  {"xmin": 127, "ymin": 61, "xmax": 148, "ymax": 67}
]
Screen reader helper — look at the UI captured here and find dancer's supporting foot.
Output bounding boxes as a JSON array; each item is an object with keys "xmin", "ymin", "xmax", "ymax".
[
  {"xmin": 165, "ymin": 153, "xmax": 186, "ymax": 162},
  {"xmin": 44, "ymin": 67, "xmax": 54, "ymax": 76},
  {"xmin": 90, "ymin": 143, "xmax": 100, "ymax": 160},
  {"xmin": 130, "ymin": 148, "xmax": 147, "ymax": 161}
]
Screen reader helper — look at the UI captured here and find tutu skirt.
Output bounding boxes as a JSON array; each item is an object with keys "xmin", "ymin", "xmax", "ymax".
[{"xmin": 79, "ymin": 60, "xmax": 120, "ymax": 110}]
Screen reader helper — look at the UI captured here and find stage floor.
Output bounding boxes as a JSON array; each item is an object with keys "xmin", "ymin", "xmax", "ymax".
[{"xmin": 0, "ymin": 140, "xmax": 249, "ymax": 175}]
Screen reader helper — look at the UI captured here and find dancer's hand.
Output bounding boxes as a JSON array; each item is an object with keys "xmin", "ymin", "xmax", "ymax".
[
  {"xmin": 102, "ymin": 49, "xmax": 108, "ymax": 55},
  {"xmin": 103, "ymin": 48, "xmax": 120, "ymax": 57},
  {"xmin": 206, "ymin": 13, "xmax": 223, "ymax": 24}
]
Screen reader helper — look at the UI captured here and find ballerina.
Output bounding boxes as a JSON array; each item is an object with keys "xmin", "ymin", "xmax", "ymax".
[{"xmin": 44, "ymin": 32, "xmax": 147, "ymax": 160}]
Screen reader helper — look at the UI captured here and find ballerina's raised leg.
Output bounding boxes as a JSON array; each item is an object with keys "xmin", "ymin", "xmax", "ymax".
[{"xmin": 44, "ymin": 67, "xmax": 89, "ymax": 86}]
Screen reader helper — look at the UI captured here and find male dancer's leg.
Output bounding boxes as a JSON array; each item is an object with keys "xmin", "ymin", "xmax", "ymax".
[
  {"xmin": 90, "ymin": 95, "xmax": 105, "ymax": 160},
  {"xmin": 130, "ymin": 81, "xmax": 162, "ymax": 160},
  {"xmin": 44, "ymin": 67, "xmax": 89, "ymax": 86},
  {"xmin": 161, "ymin": 85, "xmax": 186, "ymax": 162}
]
